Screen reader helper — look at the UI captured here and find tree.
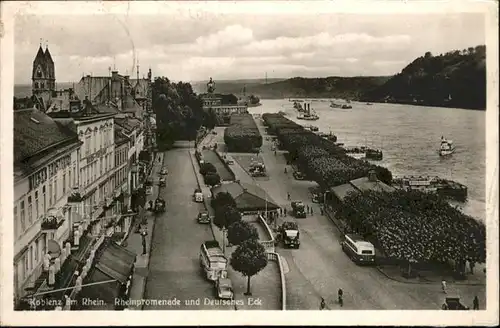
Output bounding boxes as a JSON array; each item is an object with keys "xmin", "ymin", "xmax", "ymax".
[
  {"xmin": 204, "ymin": 172, "xmax": 221, "ymax": 187},
  {"xmin": 199, "ymin": 162, "xmax": 217, "ymax": 176},
  {"xmin": 213, "ymin": 204, "xmax": 241, "ymax": 229},
  {"xmin": 211, "ymin": 191, "xmax": 236, "ymax": 209},
  {"xmin": 230, "ymin": 239, "xmax": 268, "ymax": 296},
  {"xmin": 227, "ymin": 220, "xmax": 259, "ymax": 246}
]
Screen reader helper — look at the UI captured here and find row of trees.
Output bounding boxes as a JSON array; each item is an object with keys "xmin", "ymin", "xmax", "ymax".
[
  {"xmin": 263, "ymin": 113, "xmax": 392, "ymax": 187},
  {"xmin": 198, "ymin": 161, "xmax": 221, "ymax": 187},
  {"xmin": 153, "ymin": 77, "xmax": 217, "ymax": 149},
  {"xmin": 211, "ymin": 192, "xmax": 268, "ymax": 295},
  {"xmin": 361, "ymin": 45, "xmax": 486, "ymax": 110},
  {"xmin": 224, "ymin": 113, "xmax": 263, "ymax": 152},
  {"xmin": 336, "ymin": 189, "xmax": 486, "ymax": 275}
]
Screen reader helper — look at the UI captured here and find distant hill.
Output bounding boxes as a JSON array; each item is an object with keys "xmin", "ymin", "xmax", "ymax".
[
  {"xmin": 246, "ymin": 76, "xmax": 392, "ymax": 99},
  {"xmin": 14, "ymin": 82, "xmax": 74, "ymax": 98},
  {"xmin": 360, "ymin": 45, "xmax": 486, "ymax": 110}
]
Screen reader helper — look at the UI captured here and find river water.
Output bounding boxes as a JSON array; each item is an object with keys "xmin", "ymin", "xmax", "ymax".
[{"xmin": 248, "ymin": 99, "xmax": 486, "ymax": 222}]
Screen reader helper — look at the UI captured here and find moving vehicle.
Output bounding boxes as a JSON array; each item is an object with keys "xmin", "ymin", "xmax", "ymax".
[
  {"xmin": 197, "ymin": 211, "xmax": 211, "ymax": 224},
  {"xmin": 160, "ymin": 168, "xmax": 168, "ymax": 175},
  {"xmin": 291, "ymin": 201, "xmax": 306, "ymax": 218},
  {"xmin": 341, "ymin": 233, "xmax": 376, "ymax": 265},
  {"xmin": 224, "ymin": 155, "xmax": 234, "ymax": 165},
  {"xmin": 443, "ymin": 295, "xmax": 469, "ymax": 310},
  {"xmin": 311, "ymin": 192, "xmax": 323, "ymax": 203},
  {"xmin": 199, "ymin": 240, "xmax": 228, "ymax": 281},
  {"xmin": 215, "ymin": 277, "xmax": 234, "ymax": 300},
  {"xmin": 439, "ymin": 136, "xmax": 456, "ymax": 156},
  {"xmin": 250, "ymin": 162, "xmax": 266, "ymax": 177},
  {"xmin": 293, "ymin": 171, "xmax": 305, "ymax": 180},
  {"xmin": 279, "ymin": 221, "xmax": 300, "ymax": 248},
  {"xmin": 154, "ymin": 198, "xmax": 166, "ymax": 213},
  {"xmin": 193, "ymin": 188, "xmax": 204, "ymax": 203}
]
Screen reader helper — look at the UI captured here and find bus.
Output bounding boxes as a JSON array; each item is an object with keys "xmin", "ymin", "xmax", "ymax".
[
  {"xmin": 199, "ymin": 241, "xmax": 228, "ymax": 281},
  {"xmin": 341, "ymin": 233, "xmax": 376, "ymax": 265}
]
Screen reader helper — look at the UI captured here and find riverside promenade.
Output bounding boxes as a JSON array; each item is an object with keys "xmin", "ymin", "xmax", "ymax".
[{"xmin": 190, "ymin": 135, "xmax": 281, "ymax": 310}]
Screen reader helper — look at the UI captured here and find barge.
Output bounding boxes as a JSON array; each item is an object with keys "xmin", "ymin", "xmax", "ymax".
[
  {"xmin": 342, "ymin": 146, "xmax": 383, "ymax": 160},
  {"xmin": 392, "ymin": 175, "xmax": 468, "ymax": 202}
]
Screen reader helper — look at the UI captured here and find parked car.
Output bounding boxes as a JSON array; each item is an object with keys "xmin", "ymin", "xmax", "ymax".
[
  {"xmin": 193, "ymin": 188, "xmax": 204, "ymax": 203},
  {"xmin": 197, "ymin": 211, "xmax": 211, "ymax": 224},
  {"xmin": 159, "ymin": 177, "xmax": 166, "ymax": 187},
  {"xmin": 293, "ymin": 171, "xmax": 305, "ymax": 180},
  {"xmin": 212, "ymin": 130, "xmax": 217, "ymax": 135},
  {"xmin": 146, "ymin": 186, "xmax": 153, "ymax": 195},
  {"xmin": 160, "ymin": 168, "xmax": 168, "ymax": 175},
  {"xmin": 215, "ymin": 278, "xmax": 234, "ymax": 300}
]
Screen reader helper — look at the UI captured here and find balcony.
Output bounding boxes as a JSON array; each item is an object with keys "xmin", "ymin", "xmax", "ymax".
[
  {"xmin": 67, "ymin": 187, "xmax": 84, "ymax": 203},
  {"xmin": 41, "ymin": 209, "xmax": 65, "ymax": 232}
]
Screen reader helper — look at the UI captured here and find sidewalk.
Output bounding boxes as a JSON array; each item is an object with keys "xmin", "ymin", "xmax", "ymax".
[
  {"xmin": 189, "ymin": 144, "xmax": 281, "ymax": 310},
  {"xmin": 124, "ymin": 152, "xmax": 165, "ymax": 310}
]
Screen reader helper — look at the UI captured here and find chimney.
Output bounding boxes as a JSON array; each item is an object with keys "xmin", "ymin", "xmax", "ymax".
[
  {"xmin": 112, "ymin": 71, "xmax": 119, "ymax": 81},
  {"xmin": 368, "ymin": 170, "xmax": 378, "ymax": 182}
]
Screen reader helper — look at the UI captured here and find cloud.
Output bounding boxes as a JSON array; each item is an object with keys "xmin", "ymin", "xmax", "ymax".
[{"xmin": 14, "ymin": 13, "xmax": 486, "ymax": 83}]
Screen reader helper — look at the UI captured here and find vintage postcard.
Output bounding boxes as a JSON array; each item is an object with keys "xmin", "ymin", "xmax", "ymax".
[{"xmin": 1, "ymin": 0, "xmax": 498, "ymax": 326}]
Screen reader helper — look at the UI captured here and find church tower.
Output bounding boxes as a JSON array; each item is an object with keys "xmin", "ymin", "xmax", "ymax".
[{"xmin": 32, "ymin": 41, "xmax": 55, "ymax": 95}]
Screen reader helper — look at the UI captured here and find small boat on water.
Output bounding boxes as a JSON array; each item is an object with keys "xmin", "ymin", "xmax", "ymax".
[
  {"xmin": 439, "ymin": 136, "xmax": 456, "ymax": 156},
  {"xmin": 330, "ymin": 101, "xmax": 342, "ymax": 108},
  {"xmin": 341, "ymin": 104, "xmax": 352, "ymax": 109},
  {"xmin": 297, "ymin": 102, "xmax": 319, "ymax": 120},
  {"xmin": 342, "ymin": 146, "xmax": 383, "ymax": 160},
  {"xmin": 316, "ymin": 131, "xmax": 338, "ymax": 143},
  {"xmin": 306, "ymin": 125, "xmax": 319, "ymax": 132},
  {"xmin": 392, "ymin": 175, "xmax": 467, "ymax": 201},
  {"xmin": 366, "ymin": 103, "xmax": 373, "ymax": 105}
]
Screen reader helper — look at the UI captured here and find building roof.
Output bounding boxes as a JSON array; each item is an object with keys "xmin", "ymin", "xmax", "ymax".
[
  {"xmin": 14, "ymin": 108, "xmax": 79, "ymax": 163},
  {"xmin": 44, "ymin": 47, "xmax": 54, "ymax": 63},
  {"xmin": 115, "ymin": 117, "xmax": 142, "ymax": 134},
  {"xmin": 331, "ymin": 183, "xmax": 360, "ymax": 201},
  {"xmin": 212, "ymin": 182, "xmax": 280, "ymax": 211},
  {"xmin": 74, "ymin": 76, "xmax": 110, "ymax": 104},
  {"xmin": 114, "ymin": 125, "xmax": 130, "ymax": 146},
  {"xmin": 349, "ymin": 176, "xmax": 396, "ymax": 193},
  {"xmin": 130, "ymin": 79, "xmax": 149, "ymax": 99}
]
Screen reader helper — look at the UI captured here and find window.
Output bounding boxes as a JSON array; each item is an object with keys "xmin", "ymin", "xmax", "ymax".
[
  {"xmin": 14, "ymin": 206, "xmax": 18, "ymax": 238},
  {"xmin": 23, "ymin": 255, "xmax": 28, "ymax": 281},
  {"xmin": 29, "ymin": 245, "xmax": 33, "ymax": 272},
  {"xmin": 68, "ymin": 170, "xmax": 71, "ymax": 190},
  {"xmin": 93, "ymin": 131, "xmax": 97, "ymax": 153},
  {"xmin": 48, "ymin": 183, "xmax": 52, "ymax": 205},
  {"xmin": 34, "ymin": 242, "xmax": 38, "ymax": 263},
  {"xmin": 54, "ymin": 176, "xmax": 58, "ymax": 202},
  {"xmin": 85, "ymin": 136, "xmax": 91, "ymax": 156},
  {"xmin": 42, "ymin": 186, "xmax": 46, "ymax": 213},
  {"xmin": 20, "ymin": 201, "xmax": 26, "ymax": 232},
  {"xmin": 63, "ymin": 172, "xmax": 66, "ymax": 194},
  {"xmin": 27, "ymin": 196, "xmax": 33, "ymax": 225},
  {"xmin": 86, "ymin": 167, "xmax": 90, "ymax": 185},
  {"xmin": 35, "ymin": 191, "xmax": 39, "ymax": 221},
  {"xmin": 104, "ymin": 156, "xmax": 107, "ymax": 173},
  {"xmin": 100, "ymin": 158, "xmax": 103, "ymax": 175},
  {"xmin": 73, "ymin": 166, "xmax": 77, "ymax": 186}
]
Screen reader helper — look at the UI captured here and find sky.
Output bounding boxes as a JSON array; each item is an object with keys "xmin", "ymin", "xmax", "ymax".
[{"xmin": 14, "ymin": 10, "xmax": 486, "ymax": 84}]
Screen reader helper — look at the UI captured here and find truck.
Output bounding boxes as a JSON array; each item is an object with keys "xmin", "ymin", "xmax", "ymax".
[
  {"xmin": 279, "ymin": 221, "xmax": 300, "ymax": 248},
  {"xmin": 291, "ymin": 201, "xmax": 306, "ymax": 218},
  {"xmin": 199, "ymin": 240, "xmax": 228, "ymax": 281}
]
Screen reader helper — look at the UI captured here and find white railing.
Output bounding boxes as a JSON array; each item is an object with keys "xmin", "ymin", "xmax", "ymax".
[
  {"xmin": 257, "ymin": 215, "xmax": 275, "ymax": 253},
  {"xmin": 266, "ymin": 252, "xmax": 287, "ymax": 311}
]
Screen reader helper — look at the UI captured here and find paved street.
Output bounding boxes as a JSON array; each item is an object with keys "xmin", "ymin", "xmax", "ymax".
[
  {"xmin": 144, "ymin": 149, "xmax": 234, "ymax": 310},
  {"xmin": 218, "ymin": 118, "xmax": 486, "ymax": 310}
]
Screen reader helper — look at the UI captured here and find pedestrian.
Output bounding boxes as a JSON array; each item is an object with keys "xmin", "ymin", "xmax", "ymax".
[
  {"xmin": 320, "ymin": 297, "xmax": 326, "ymax": 310},
  {"xmin": 469, "ymin": 261, "xmax": 475, "ymax": 274},
  {"xmin": 441, "ymin": 279, "xmax": 447, "ymax": 294},
  {"xmin": 287, "ymin": 192, "xmax": 290, "ymax": 200},
  {"xmin": 284, "ymin": 208, "xmax": 287, "ymax": 216},
  {"xmin": 311, "ymin": 207, "xmax": 314, "ymax": 215},
  {"xmin": 472, "ymin": 296, "xmax": 479, "ymax": 310},
  {"xmin": 320, "ymin": 207, "xmax": 324, "ymax": 215},
  {"xmin": 306, "ymin": 205, "xmax": 309, "ymax": 213},
  {"xmin": 274, "ymin": 150, "xmax": 277, "ymax": 156}
]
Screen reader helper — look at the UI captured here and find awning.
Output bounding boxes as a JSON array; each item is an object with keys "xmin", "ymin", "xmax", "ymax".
[
  {"xmin": 95, "ymin": 238, "xmax": 135, "ymax": 284},
  {"xmin": 78, "ymin": 267, "xmax": 122, "ymax": 310}
]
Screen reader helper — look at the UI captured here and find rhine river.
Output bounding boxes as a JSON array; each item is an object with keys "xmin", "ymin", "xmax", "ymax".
[{"xmin": 249, "ymin": 99, "xmax": 487, "ymax": 222}]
